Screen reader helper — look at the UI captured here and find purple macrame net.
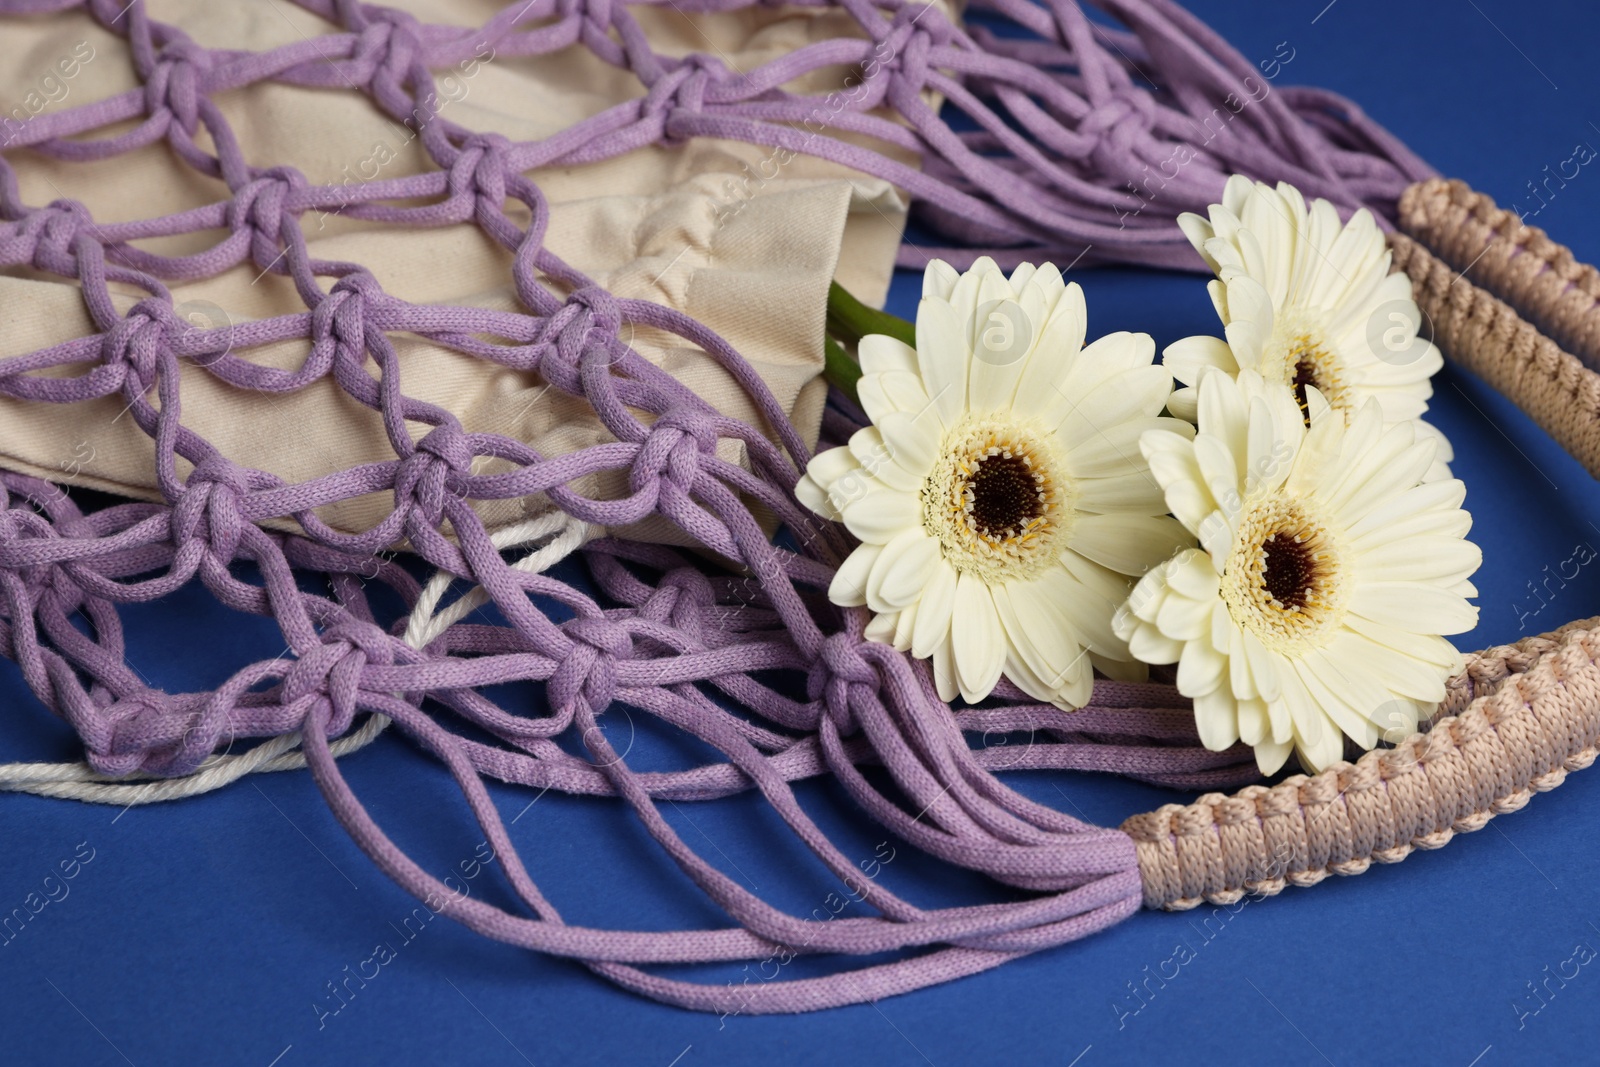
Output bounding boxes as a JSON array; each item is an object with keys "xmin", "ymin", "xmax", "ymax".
[{"xmin": 0, "ymin": 0, "xmax": 1431, "ymax": 1012}]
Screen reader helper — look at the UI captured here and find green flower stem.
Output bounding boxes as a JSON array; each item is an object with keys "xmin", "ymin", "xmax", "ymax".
[
  {"xmin": 826, "ymin": 281, "xmax": 917, "ymax": 349},
  {"xmin": 823, "ymin": 335, "xmax": 862, "ymax": 404},
  {"xmin": 822, "ymin": 281, "xmax": 916, "ymax": 405}
]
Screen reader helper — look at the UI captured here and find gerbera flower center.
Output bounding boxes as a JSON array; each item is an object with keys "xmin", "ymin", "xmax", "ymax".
[
  {"xmin": 1260, "ymin": 531, "xmax": 1316, "ymax": 610},
  {"xmin": 1221, "ymin": 492, "xmax": 1347, "ymax": 652},
  {"xmin": 920, "ymin": 416, "xmax": 1073, "ymax": 583},
  {"xmin": 966, "ymin": 453, "xmax": 1045, "ymax": 538},
  {"xmin": 1266, "ymin": 313, "xmax": 1350, "ymax": 424}
]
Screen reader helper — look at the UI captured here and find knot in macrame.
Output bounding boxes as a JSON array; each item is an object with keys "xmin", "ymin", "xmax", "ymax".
[
  {"xmin": 83, "ymin": 692, "xmax": 185, "ymax": 777},
  {"xmin": 634, "ymin": 407, "xmax": 714, "ymax": 494},
  {"xmin": 276, "ymin": 620, "xmax": 394, "ymax": 743},
  {"xmin": 172, "ymin": 456, "xmax": 252, "ymax": 562},
  {"xmin": 0, "ymin": 499, "xmax": 54, "ymax": 556},
  {"xmin": 809, "ymin": 630, "xmax": 878, "ymax": 731},
  {"xmin": 451, "ymin": 132, "xmax": 512, "ymax": 216},
  {"xmin": 350, "ymin": 8, "xmax": 423, "ymax": 91},
  {"xmin": 102, "ymin": 298, "xmax": 179, "ymax": 399},
  {"xmin": 398, "ymin": 423, "xmax": 473, "ymax": 528},
  {"xmin": 650, "ymin": 55, "xmax": 724, "ymax": 146},
  {"xmin": 1079, "ymin": 88, "xmax": 1157, "ymax": 174},
  {"xmin": 6, "ymin": 200, "xmax": 94, "ymax": 275},
  {"xmin": 652, "ymin": 567, "xmax": 718, "ymax": 631},
  {"xmin": 145, "ymin": 40, "xmax": 212, "ymax": 136},
  {"xmin": 538, "ymin": 287, "xmax": 622, "ymax": 391},
  {"xmin": 878, "ymin": 5, "xmax": 957, "ymax": 93},
  {"xmin": 550, "ymin": 615, "xmax": 634, "ymax": 716},
  {"xmin": 229, "ymin": 167, "xmax": 307, "ymax": 263},
  {"xmin": 565, "ymin": 283, "xmax": 624, "ymax": 337},
  {"xmin": 566, "ymin": 0, "xmax": 619, "ymax": 47},
  {"xmin": 313, "ymin": 273, "xmax": 379, "ymax": 366}
]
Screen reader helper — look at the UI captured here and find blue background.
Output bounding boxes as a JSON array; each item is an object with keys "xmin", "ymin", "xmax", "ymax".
[{"xmin": 4, "ymin": 1, "xmax": 1600, "ymax": 1064}]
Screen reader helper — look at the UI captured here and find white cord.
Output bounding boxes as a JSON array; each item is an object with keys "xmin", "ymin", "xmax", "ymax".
[{"xmin": 0, "ymin": 510, "xmax": 594, "ymax": 806}]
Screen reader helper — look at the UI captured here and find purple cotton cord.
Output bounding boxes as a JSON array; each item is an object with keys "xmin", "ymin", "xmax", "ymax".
[{"xmin": 0, "ymin": 0, "xmax": 1410, "ymax": 1012}]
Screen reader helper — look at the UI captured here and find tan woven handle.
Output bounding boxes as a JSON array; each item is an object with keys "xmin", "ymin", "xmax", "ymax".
[
  {"xmin": 1390, "ymin": 230, "xmax": 1600, "ymax": 479},
  {"xmin": 1122, "ymin": 178, "xmax": 1600, "ymax": 910},
  {"xmin": 1399, "ymin": 177, "xmax": 1600, "ymax": 372},
  {"xmin": 1123, "ymin": 620, "xmax": 1600, "ymax": 909}
]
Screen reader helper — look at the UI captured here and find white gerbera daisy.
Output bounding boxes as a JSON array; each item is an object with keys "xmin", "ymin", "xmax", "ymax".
[
  {"xmin": 1113, "ymin": 370, "xmax": 1481, "ymax": 774},
  {"xmin": 1165, "ymin": 175, "xmax": 1453, "ymax": 480},
  {"xmin": 798, "ymin": 257, "xmax": 1193, "ymax": 710}
]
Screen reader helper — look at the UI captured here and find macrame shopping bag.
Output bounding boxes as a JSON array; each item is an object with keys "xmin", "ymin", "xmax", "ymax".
[{"xmin": 0, "ymin": 0, "xmax": 1593, "ymax": 1014}]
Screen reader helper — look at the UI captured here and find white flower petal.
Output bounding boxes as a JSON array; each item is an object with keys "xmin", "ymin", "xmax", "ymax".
[
  {"xmin": 1329, "ymin": 630, "xmax": 1448, "ymax": 704},
  {"xmin": 911, "ymin": 559, "xmax": 959, "ymax": 658},
  {"xmin": 1294, "ymin": 650, "xmax": 1381, "ymax": 750},
  {"xmin": 890, "ymin": 599, "xmax": 918, "ymax": 651},
  {"xmin": 1178, "ymin": 211, "xmax": 1219, "ymax": 268},
  {"xmin": 849, "ymin": 426, "xmax": 919, "ymax": 492},
  {"xmin": 1237, "ymin": 696, "xmax": 1270, "ymax": 747},
  {"xmin": 1228, "ymin": 626, "xmax": 1257, "ymax": 700},
  {"xmin": 1141, "ymin": 430, "xmax": 1215, "ymax": 532},
  {"xmin": 1011, "ymin": 283, "xmax": 1088, "ymax": 421},
  {"xmin": 1127, "ymin": 618, "xmax": 1183, "ymax": 664},
  {"xmin": 864, "ymin": 609, "xmax": 899, "ymax": 646},
  {"xmin": 945, "ymin": 257, "xmax": 992, "ymax": 324},
  {"xmin": 1195, "ymin": 370, "xmax": 1250, "ymax": 456},
  {"xmin": 805, "ymin": 445, "xmax": 859, "ymax": 489},
  {"xmin": 1065, "ymin": 416, "xmax": 1193, "ymax": 479},
  {"xmin": 866, "ymin": 528, "xmax": 940, "ymax": 612},
  {"xmin": 914, "ymin": 296, "xmax": 969, "ymax": 427},
  {"xmin": 1090, "ymin": 650, "xmax": 1148, "ymax": 683},
  {"xmin": 1051, "ymin": 330, "xmax": 1156, "ymax": 410},
  {"xmin": 1155, "ymin": 590, "xmax": 1212, "ymax": 641},
  {"xmin": 930, "ymin": 633, "xmax": 959, "ymax": 702},
  {"xmin": 875, "ymin": 409, "xmax": 940, "ymax": 480},
  {"xmin": 1166, "ymin": 548, "xmax": 1222, "ymax": 601},
  {"xmin": 1356, "ymin": 534, "xmax": 1482, "ymax": 586},
  {"xmin": 1054, "ymin": 363, "xmax": 1175, "ymax": 451},
  {"xmin": 1239, "ymin": 628, "xmax": 1282, "ymax": 703},
  {"xmin": 967, "ymin": 297, "xmax": 1033, "ymax": 415},
  {"xmin": 1254, "ymin": 738, "xmax": 1293, "ymax": 775},
  {"xmin": 1223, "ymin": 318, "xmax": 1268, "ymax": 372},
  {"xmin": 994, "ymin": 581, "xmax": 1092, "ymax": 707},
  {"xmin": 1192, "ymin": 432, "xmax": 1244, "ymax": 517},
  {"xmin": 857, "ymin": 333, "xmax": 920, "ymax": 378},
  {"xmin": 1163, "ymin": 334, "xmax": 1239, "ymax": 389},
  {"xmin": 952, "ymin": 572, "xmax": 1005, "ymax": 702},
  {"xmin": 1193, "ymin": 687, "xmax": 1240, "ymax": 750},
  {"xmin": 795, "ymin": 473, "xmax": 838, "ymax": 521},
  {"xmin": 922, "ymin": 259, "xmax": 961, "ymax": 300},
  {"xmin": 840, "ymin": 484, "xmax": 919, "ymax": 545},
  {"xmin": 1067, "ymin": 513, "xmax": 1190, "ymax": 576},
  {"xmin": 1345, "ymin": 479, "xmax": 1468, "ymax": 545},
  {"xmin": 1167, "ymin": 385, "xmax": 1199, "ymax": 423},
  {"xmin": 1040, "ymin": 556, "xmax": 1128, "ymax": 658},
  {"xmin": 1341, "ymin": 613, "xmax": 1464, "ymax": 671},
  {"xmin": 857, "ymin": 370, "xmax": 931, "ymax": 426},
  {"xmin": 1280, "ymin": 668, "xmax": 1341, "ymax": 772},
  {"xmin": 828, "ymin": 543, "xmax": 880, "ymax": 607},
  {"xmin": 1119, "ymin": 562, "xmax": 1172, "ymax": 625},
  {"xmin": 1176, "ymin": 636, "xmax": 1228, "ymax": 697},
  {"xmin": 1348, "ymin": 582, "xmax": 1479, "ymax": 636},
  {"xmin": 1244, "ymin": 394, "xmax": 1294, "ymax": 496},
  {"xmin": 1223, "ymin": 274, "xmax": 1276, "ymax": 333}
]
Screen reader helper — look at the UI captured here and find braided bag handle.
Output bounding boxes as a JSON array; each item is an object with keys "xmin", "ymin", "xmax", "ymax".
[{"xmin": 1121, "ymin": 180, "xmax": 1600, "ymax": 909}]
